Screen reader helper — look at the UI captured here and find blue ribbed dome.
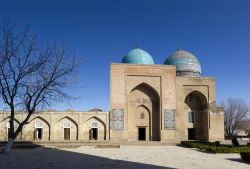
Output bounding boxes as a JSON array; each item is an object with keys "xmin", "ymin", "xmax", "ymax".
[
  {"xmin": 164, "ymin": 49, "xmax": 201, "ymax": 77},
  {"xmin": 122, "ymin": 48, "xmax": 154, "ymax": 64}
]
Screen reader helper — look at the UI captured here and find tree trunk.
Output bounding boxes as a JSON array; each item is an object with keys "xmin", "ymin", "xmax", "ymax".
[
  {"xmin": 1, "ymin": 114, "xmax": 30, "ymax": 154},
  {"xmin": 1, "ymin": 104, "xmax": 16, "ymax": 154},
  {"xmin": 1, "ymin": 138, "xmax": 14, "ymax": 155}
]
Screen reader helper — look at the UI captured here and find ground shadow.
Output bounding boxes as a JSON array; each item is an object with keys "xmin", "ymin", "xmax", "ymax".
[
  {"xmin": 227, "ymin": 158, "xmax": 250, "ymax": 165},
  {"xmin": 0, "ymin": 142, "xmax": 176, "ymax": 169}
]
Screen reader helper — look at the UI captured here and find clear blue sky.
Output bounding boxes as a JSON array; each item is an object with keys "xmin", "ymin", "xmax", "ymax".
[{"xmin": 0, "ymin": 0, "xmax": 250, "ymax": 111}]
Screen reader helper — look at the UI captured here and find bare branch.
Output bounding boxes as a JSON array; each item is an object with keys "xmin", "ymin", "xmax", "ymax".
[
  {"xmin": 0, "ymin": 22, "xmax": 78, "ymax": 153},
  {"xmin": 223, "ymin": 98, "xmax": 249, "ymax": 139}
]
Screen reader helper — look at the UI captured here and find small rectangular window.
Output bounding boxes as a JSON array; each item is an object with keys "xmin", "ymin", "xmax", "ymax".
[
  {"xmin": 35, "ymin": 121, "xmax": 44, "ymax": 128},
  {"xmin": 63, "ymin": 121, "xmax": 71, "ymax": 128},
  {"xmin": 188, "ymin": 112, "xmax": 194, "ymax": 123},
  {"xmin": 91, "ymin": 122, "xmax": 98, "ymax": 128}
]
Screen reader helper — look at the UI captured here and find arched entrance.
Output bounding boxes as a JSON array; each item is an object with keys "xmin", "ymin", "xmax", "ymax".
[
  {"xmin": 29, "ymin": 116, "xmax": 50, "ymax": 141},
  {"xmin": 184, "ymin": 90, "xmax": 209, "ymax": 141},
  {"xmin": 0, "ymin": 118, "xmax": 21, "ymax": 141},
  {"xmin": 55, "ymin": 116, "xmax": 78, "ymax": 141},
  {"xmin": 136, "ymin": 105, "xmax": 150, "ymax": 141},
  {"xmin": 83, "ymin": 116, "xmax": 106, "ymax": 141},
  {"xmin": 128, "ymin": 83, "xmax": 160, "ymax": 141}
]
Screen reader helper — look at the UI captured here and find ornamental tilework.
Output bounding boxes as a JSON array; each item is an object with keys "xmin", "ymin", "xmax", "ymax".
[
  {"xmin": 164, "ymin": 109, "xmax": 175, "ymax": 130},
  {"xmin": 169, "ymin": 58, "xmax": 201, "ymax": 72},
  {"xmin": 111, "ymin": 109, "xmax": 124, "ymax": 130}
]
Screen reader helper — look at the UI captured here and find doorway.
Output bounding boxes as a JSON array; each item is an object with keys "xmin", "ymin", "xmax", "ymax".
[
  {"xmin": 35, "ymin": 128, "xmax": 43, "ymax": 140},
  {"xmin": 138, "ymin": 127, "xmax": 146, "ymax": 141},
  {"xmin": 64, "ymin": 128, "xmax": 70, "ymax": 140},
  {"xmin": 89, "ymin": 128, "xmax": 98, "ymax": 140},
  {"xmin": 188, "ymin": 128, "xmax": 196, "ymax": 140}
]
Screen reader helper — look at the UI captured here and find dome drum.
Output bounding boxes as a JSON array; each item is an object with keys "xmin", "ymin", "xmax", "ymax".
[{"xmin": 176, "ymin": 70, "xmax": 201, "ymax": 77}]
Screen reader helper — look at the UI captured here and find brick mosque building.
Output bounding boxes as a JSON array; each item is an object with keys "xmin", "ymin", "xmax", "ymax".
[{"xmin": 0, "ymin": 48, "xmax": 224, "ymax": 142}]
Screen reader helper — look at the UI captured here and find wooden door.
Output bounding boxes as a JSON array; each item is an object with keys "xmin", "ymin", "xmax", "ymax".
[{"xmin": 64, "ymin": 128, "xmax": 70, "ymax": 140}]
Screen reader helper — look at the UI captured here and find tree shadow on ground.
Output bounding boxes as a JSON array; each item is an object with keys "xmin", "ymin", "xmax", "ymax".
[
  {"xmin": 226, "ymin": 158, "xmax": 250, "ymax": 165},
  {"xmin": 0, "ymin": 143, "xmax": 176, "ymax": 169}
]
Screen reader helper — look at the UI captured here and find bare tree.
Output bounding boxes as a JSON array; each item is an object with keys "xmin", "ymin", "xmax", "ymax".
[
  {"xmin": 0, "ymin": 22, "xmax": 77, "ymax": 154},
  {"xmin": 241, "ymin": 118, "xmax": 250, "ymax": 133},
  {"xmin": 223, "ymin": 98, "xmax": 249, "ymax": 139}
]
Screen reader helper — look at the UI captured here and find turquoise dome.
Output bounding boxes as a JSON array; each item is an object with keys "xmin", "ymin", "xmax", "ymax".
[
  {"xmin": 164, "ymin": 49, "xmax": 201, "ymax": 77},
  {"xmin": 122, "ymin": 48, "xmax": 154, "ymax": 64}
]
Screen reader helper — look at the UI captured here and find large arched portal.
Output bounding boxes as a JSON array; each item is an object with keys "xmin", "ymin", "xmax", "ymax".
[
  {"xmin": 184, "ymin": 90, "xmax": 209, "ymax": 141},
  {"xmin": 128, "ymin": 83, "xmax": 160, "ymax": 141}
]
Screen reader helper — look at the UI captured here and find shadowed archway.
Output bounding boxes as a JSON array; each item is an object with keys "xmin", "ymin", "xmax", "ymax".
[{"xmin": 184, "ymin": 90, "xmax": 209, "ymax": 140}]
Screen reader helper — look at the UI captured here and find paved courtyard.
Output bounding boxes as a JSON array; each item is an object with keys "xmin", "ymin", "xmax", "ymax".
[{"xmin": 0, "ymin": 145, "xmax": 249, "ymax": 169}]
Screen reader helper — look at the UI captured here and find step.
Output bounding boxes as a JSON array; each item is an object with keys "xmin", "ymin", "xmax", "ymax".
[{"xmin": 94, "ymin": 144, "xmax": 120, "ymax": 148}]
